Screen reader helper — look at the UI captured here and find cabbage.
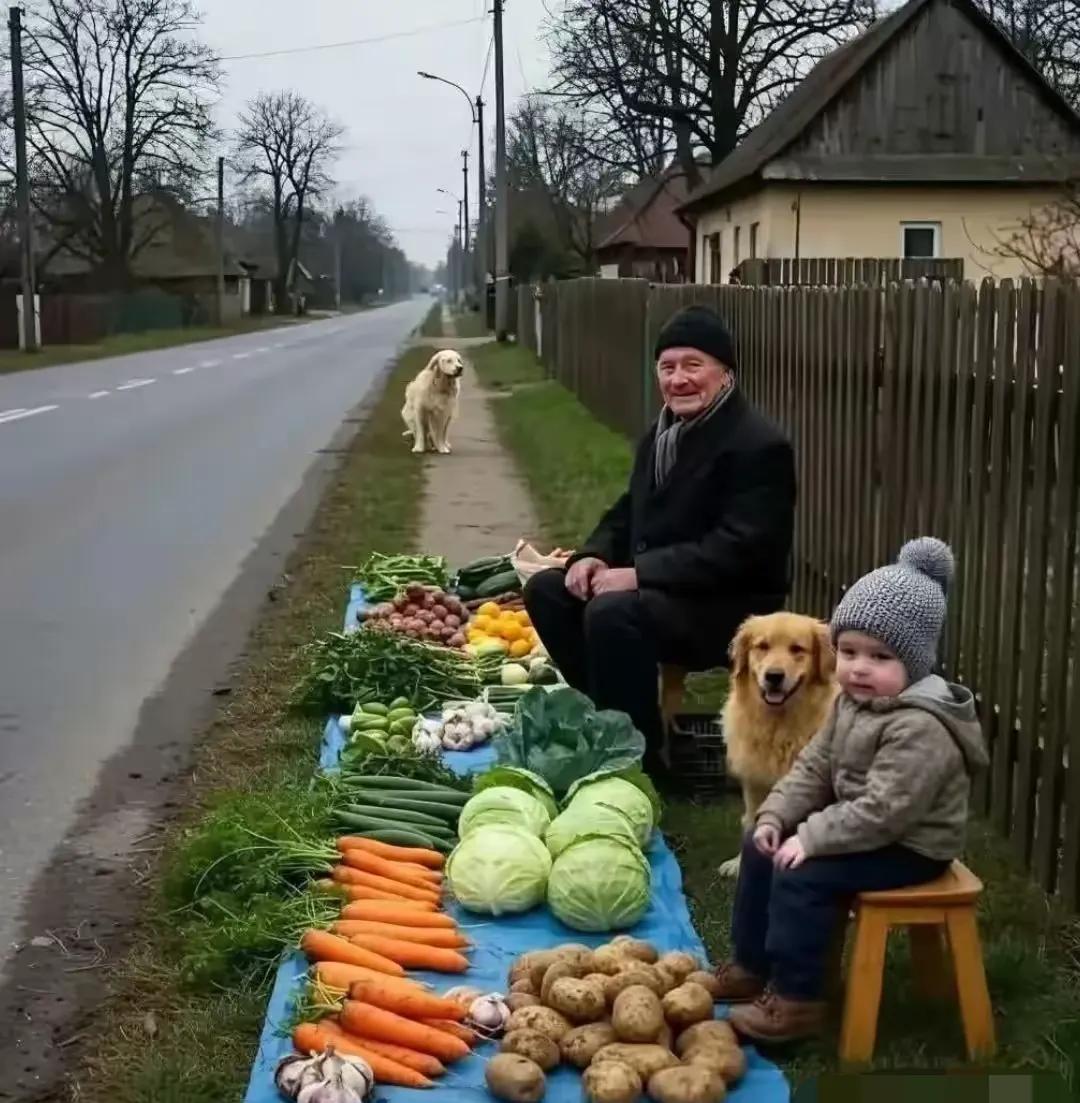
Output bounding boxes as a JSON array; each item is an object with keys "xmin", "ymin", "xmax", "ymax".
[
  {"xmin": 472, "ymin": 766, "xmax": 558, "ymax": 819},
  {"xmin": 458, "ymin": 785, "xmax": 552, "ymax": 838},
  {"xmin": 546, "ymin": 835, "xmax": 652, "ymax": 932},
  {"xmin": 447, "ymin": 825, "xmax": 552, "ymax": 915},
  {"xmin": 563, "ymin": 776, "xmax": 655, "ymax": 846},
  {"xmin": 545, "ymin": 801, "xmax": 639, "ymax": 858}
]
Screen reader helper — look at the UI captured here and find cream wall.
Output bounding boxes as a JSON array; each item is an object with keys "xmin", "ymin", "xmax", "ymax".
[{"xmin": 694, "ymin": 183, "xmax": 1063, "ymax": 282}]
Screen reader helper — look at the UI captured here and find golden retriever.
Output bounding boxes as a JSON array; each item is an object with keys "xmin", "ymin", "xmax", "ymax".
[
  {"xmin": 402, "ymin": 349, "xmax": 465, "ymax": 454},
  {"xmin": 718, "ymin": 612, "xmax": 839, "ymax": 876}
]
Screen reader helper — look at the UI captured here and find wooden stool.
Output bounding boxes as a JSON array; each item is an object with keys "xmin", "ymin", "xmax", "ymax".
[
  {"xmin": 659, "ymin": 665, "xmax": 687, "ymax": 730},
  {"xmin": 839, "ymin": 860, "xmax": 996, "ymax": 1065}
]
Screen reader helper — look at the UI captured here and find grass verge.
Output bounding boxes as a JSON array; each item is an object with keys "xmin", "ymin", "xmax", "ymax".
[
  {"xmin": 419, "ymin": 301, "xmax": 443, "ymax": 338},
  {"xmin": 68, "ymin": 346, "xmax": 431, "ymax": 1103},
  {"xmin": 451, "ymin": 308, "xmax": 488, "ymax": 338},
  {"xmin": 469, "ymin": 341, "xmax": 1080, "ymax": 1087}
]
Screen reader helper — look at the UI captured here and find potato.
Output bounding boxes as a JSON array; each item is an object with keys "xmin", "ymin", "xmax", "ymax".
[
  {"xmin": 507, "ymin": 1005, "xmax": 573, "ymax": 1042},
  {"xmin": 583, "ymin": 1059, "xmax": 643, "ymax": 1103},
  {"xmin": 486, "ymin": 1053, "xmax": 546, "ymax": 1103},
  {"xmin": 647, "ymin": 1065, "xmax": 726, "ymax": 1103},
  {"xmin": 546, "ymin": 977, "xmax": 607, "ymax": 1024},
  {"xmin": 512, "ymin": 977, "xmax": 538, "ymax": 996},
  {"xmin": 612, "ymin": 985, "xmax": 665, "ymax": 1043},
  {"xmin": 605, "ymin": 967, "xmax": 665, "ymax": 1004},
  {"xmin": 684, "ymin": 972, "xmax": 721, "ymax": 1001},
  {"xmin": 540, "ymin": 959, "xmax": 581, "ymax": 1005},
  {"xmin": 662, "ymin": 983, "xmax": 714, "ymax": 1029},
  {"xmin": 673, "ymin": 1020, "xmax": 738, "ymax": 1057},
  {"xmin": 526, "ymin": 951, "xmax": 562, "ymax": 990},
  {"xmin": 592, "ymin": 944, "xmax": 634, "ymax": 975},
  {"xmin": 561, "ymin": 1022, "xmax": 619, "ymax": 1068},
  {"xmin": 651, "ymin": 964, "xmax": 681, "ymax": 994},
  {"xmin": 610, "ymin": 937, "xmax": 659, "ymax": 965},
  {"xmin": 585, "ymin": 971, "xmax": 613, "ymax": 990},
  {"xmin": 656, "ymin": 1023, "xmax": 674, "ymax": 1053},
  {"xmin": 656, "ymin": 952, "xmax": 699, "ymax": 983},
  {"xmin": 501, "ymin": 1028, "xmax": 560, "ymax": 1072},
  {"xmin": 508, "ymin": 993, "xmax": 542, "ymax": 1012},
  {"xmin": 593, "ymin": 1044, "xmax": 680, "ymax": 1081},
  {"xmin": 555, "ymin": 947, "xmax": 596, "ymax": 975},
  {"xmin": 683, "ymin": 1045, "xmax": 747, "ymax": 1086}
]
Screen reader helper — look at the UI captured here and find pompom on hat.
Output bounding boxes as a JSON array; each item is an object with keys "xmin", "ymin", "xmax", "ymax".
[{"xmin": 830, "ymin": 537, "xmax": 955, "ymax": 682}]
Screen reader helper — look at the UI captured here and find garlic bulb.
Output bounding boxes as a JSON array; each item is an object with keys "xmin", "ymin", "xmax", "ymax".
[
  {"xmin": 445, "ymin": 985, "xmax": 484, "ymax": 1005},
  {"xmin": 275, "ymin": 1053, "xmax": 314, "ymax": 1097},
  {"xmin": 467, "ymin": 993, "xmax": 512, "ymax": 1037},
  {"xmin": 276, "ymin": 1046, "xmax": 374, "ymax": 1103}
]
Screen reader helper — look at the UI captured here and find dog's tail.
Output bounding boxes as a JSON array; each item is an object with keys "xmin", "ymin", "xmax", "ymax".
[{"xmin": 402, "ymin": 428, "xmax": 414, "ymax": 438}]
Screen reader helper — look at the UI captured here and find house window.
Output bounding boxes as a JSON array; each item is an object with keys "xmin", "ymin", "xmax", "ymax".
[
  {"xmin": 708, "ymin": 232, "xmax": 722, "ymax": 283},
  {"xmin": 901, "ymin": 221, "xmax": 941, "ymax": 259},
  {"xmin": 733, "ymin": 225, "xmax": 742, "ymax": 266},
  {"xmin": 749, "ymin": 222, "xmax": 759, "ymax": 259}
]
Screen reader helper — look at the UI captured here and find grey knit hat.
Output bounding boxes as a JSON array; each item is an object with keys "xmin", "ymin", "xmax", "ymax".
[{"xmin": 830, "ymin": 537, "xmax": 955, "ymax": 681}]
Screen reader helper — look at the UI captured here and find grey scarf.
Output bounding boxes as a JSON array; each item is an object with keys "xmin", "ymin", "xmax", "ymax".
[{"xmin": 653, "ymin": 380, "xmax": 735, "ymax": 487}]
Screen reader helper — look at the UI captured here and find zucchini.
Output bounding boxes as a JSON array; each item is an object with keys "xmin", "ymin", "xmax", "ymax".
[
  {"xmin": 388, "ymin": 697, "xmax": 412, "ymax": 711},
  {"xmin": 358, "ymin": 702, "xmax": 389, "ymax": 716},
  {"xmin": 344, "ymin": 776, "xmax": 471, "ymax": 799},
  {"xmin": 336, "ymin": 811, "xmax": 455, "ymax": 841},
  {"xmin": 341, "ymin": 802, "xmax": 451, "ymax": 830},
  {"xmin": 354, "ymin": 827, "xmax": 454, "ymax": 854},
  {"xmin": 473, "ymin": 569, "xmax": 522, "ymax": 598}
]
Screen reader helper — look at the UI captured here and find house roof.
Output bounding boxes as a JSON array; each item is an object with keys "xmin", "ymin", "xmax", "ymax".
[
  {"xmin": 595, "ymin": 166, "xmax": 693, "ymax": 253},
  {"xmin": 680, "ymin": 0, "xmax": 1080, "ymax": 213}
]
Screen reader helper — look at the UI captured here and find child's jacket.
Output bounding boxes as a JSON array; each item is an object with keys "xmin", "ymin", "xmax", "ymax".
[{"xmin": 756, "ymin": 675, "xmax": 988, "ymax": 860}]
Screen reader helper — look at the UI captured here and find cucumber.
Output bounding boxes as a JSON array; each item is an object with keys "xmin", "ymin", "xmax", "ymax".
[
  {"xmin": 353, "ymin": 715, "xmax": 390, "ymax": 732},
  {"xmin": 473, "ymin": 569, "xmax": 522, "ymax": 598},
  {"xmin": 351, "ymin": 827, "xmax": 454, "ymax": 853},
  {"xmin": 341, "ymin": 802, "xmax": 451, "ymax": 829},
  {"xmin": 345, "ymin": 775, "xmax": 471, "ymax": 798},
  {"xmin": 339, "ymin": 808, "xmax": 456, "ymax": 838},
  {"xmin": 388, "ymin": 697, "xmax": 412, "ymax": 711},
  {"xmin": 342, "ymin": 789, "xmax": 462, "ymax": 822},
  {"xmin": 387, "ymin": 708, "xmax": 417, "ymax": 724},
  {"xmin": 359, "ymin": 702, "xmax": 389, "ymax": 716}
]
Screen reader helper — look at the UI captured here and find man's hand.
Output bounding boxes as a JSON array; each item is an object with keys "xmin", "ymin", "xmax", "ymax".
[
  {"xmin": 591, "ymin": 567, "xmax": 638, "ymax": 595},
  {"xmin": 565, "ymin": 557, "xmax": 606, "ymax": 600},
  {"xmin": 773, "ymin": 835, "xmax": 807, "ymax": 870},
  {"xmin": 752, "ymin": 822, "xmax": 780, "ymax": 857}
]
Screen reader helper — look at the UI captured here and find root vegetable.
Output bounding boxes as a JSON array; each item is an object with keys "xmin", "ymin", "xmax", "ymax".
[
  {"xmin": 511, "ymin": 978, "xmax": 537, "ymax": 996},
  {"xmin": 656, "ymin": 1023, "xmax": 673, "ymax": 1052},
  {"xmin": 583, "ymin": 1060, "xmax": 643, "ymax": 1103},
  {"xmin": 605, "ymin": 967, "xmax": 664, "ymax": 1004},
  {"xmin": 592, "ymin": 1044, "xmax": 680, "ymax": 1081},
  {"xmin": 661, "ymin": 983, "xmax": 714, "ymax": 1029},
  {"xmin": 592, "ymin": 945, "xmax": 633, "ymax": 975},
  {"xmin": 656, "ymin": 953, "xmax": 699, "ymax": 983},
  {"xmin": 559, "ymin": 1023, "xmax": 618, "ymax": 1068},
  {"xmin": 525, "ymin": 951, "xmax": 561, "ymax": 990},
  {"xmin": 433, "ymin": 605, "xmax": 449, "ymax": 620},
  {"xmin": 539, "ymin": 960, "xmax": 581, "ymax": 1005},
  {"xmin": 545, "ymin": 977, "xmax": 606, "ymax": 1024},
  {"xmin": 612, "ymin": 986, "xmax": 665, "ymax": 1043},
  {"xmin": 611, "ymin": 937, "xmax": 658, "ymax": 965},
  {"xmin": 651, "ymin": 964, "xmax": 680, "ymax": 994},
  {"xmin": 501, "ymin": 1029, "xmax": 560, "ymax": 1071},
  {"xmin": 646, "ymin": 1065, "xmax": 726, "ymax": 1103},
  {"xmin": 485, "ymin": 1053, "xmax": 546, "ymax": 1103},
  {"xmin": 508, "ymin": 993, "xmax": 542, "ymax": 1012},
  {"xmin": 506, "ymin": 1006, "xmax": 572, "ymax": 1042},
  {"xmin": 684, "ymin": 972, "xmax": 722, "ymax": 1001},
  {"xmin": 673, "ymin": 1021, "xmax": 738, "ymax": 1057},
  {"xmin": 682, "ymin": 1046, "xmax": 747, "ymax": 1086}
]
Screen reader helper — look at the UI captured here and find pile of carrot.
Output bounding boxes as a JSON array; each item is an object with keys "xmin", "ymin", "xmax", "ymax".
[{"xmin": 294, "ymin": 835, "xmax": 476, "ymax": 1089}]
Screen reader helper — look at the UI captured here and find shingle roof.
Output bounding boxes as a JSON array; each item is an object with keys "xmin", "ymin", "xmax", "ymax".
[{"xmin": 595, "ymin": 165, "xmax": 693, "ymax": 252}]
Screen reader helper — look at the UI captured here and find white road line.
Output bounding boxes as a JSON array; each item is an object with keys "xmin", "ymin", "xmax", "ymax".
[
  {"xmin": 173, "ymin": 367, "xmax": 194, "ymax": 375},
  {"xmin": 272, "ymin": 342, "xmax": 285, "ymax": 349},
  {"xmin": 88, "ymin": 390, "xmax": 110, "ymax": 399},
  {"xmin": 116, "ymin": 378, "xmax": 155, "ymax": 391},
  {"xmin": 0, "ymin": 408, "xmax": 26, "ymax": 418},
  {"xmin": 0, "ymin": 404, "xmax": 58, "ymax": 425},
  {"xmin": 232, "ymin": 351, "xmax": 251, "ymax": 360},
  {"xmin": 200, "ymin": 359, "xmax": 220, "ymax": 368},
  {"xmin": 253, "ymin": 346, "xmax": 270, "ymax": 354}
]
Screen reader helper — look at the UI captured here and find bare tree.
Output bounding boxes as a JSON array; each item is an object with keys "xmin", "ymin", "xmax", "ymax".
[
  {"xmin": 547, "ymin": 0, "xmax": 876, "ymax": 187},
  {"xmin": 234, "ymin": 91, "xmax": 343, "ymax": 312},
  {"xmin": 977, "ymin": 176, "xmax": 1080, "ymax": 277},
  {"xmin": 11, "ymin": 0, "xmax": 220, "ymax": 285}
]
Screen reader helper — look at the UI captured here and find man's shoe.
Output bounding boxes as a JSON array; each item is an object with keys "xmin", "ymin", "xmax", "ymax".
[
  {"xmin": 728, "ymin": 990, "xmax": 826, "ymax": 1044},
  {"xmin": 712, "ymin": 962, "xmax": 766, "ymax": 1003}
]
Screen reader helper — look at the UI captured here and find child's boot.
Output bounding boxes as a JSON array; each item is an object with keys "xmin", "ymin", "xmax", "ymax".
[
  {"xmin": 711, "ymin": 962, "xmax": 766, "ymax": 1003},
  {"xmin": 728, "ymin": 989, "xmax": 826, "ymax": 1043}
]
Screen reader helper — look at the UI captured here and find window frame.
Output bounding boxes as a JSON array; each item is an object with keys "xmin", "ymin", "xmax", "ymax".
[{"xmin": 900, "ymin": 221, "xmax": 942, "ymax": 259}]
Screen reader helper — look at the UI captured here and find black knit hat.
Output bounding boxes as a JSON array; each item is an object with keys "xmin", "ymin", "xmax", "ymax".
[{"xmin": 653, "ymin": 305, "xmax": 737, "ymax": 372}]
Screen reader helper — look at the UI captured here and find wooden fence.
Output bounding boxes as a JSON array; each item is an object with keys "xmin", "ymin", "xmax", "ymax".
[
  {"xmin": 525, "ymin": 275, "xmax": 1080, "ymax": 908},
  {"xmin": 735, "ymin": 256, "xmax": 965, "ymax": 287}
]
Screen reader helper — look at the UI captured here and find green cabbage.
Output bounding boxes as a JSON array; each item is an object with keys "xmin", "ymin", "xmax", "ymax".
[
  {"xmin": 472, "ymin": 765, "xmax": 558, "ymax": 819},
  {"xmin": 447, "ymin": 825, "xmax": 552, "ymax": 915},
  {"xmin": 563, "ymin": 776, "xmax": 655, "ymax": 846},
  {"xmin": 458, "ymin": 785, "xmax": 552, "ymax": 838},
  {"xmin": 546, "ymin": 835, "xmax": 652, "ymax": 932},
  {"xmin": 544, "ymin": 801, "xmax": 639, "ymax": 858}
]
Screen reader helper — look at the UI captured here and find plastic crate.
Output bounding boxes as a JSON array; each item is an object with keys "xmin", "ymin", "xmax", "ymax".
[{"xmin": 664, "ymin": 713, "xmax": 736, "ymax": 795}]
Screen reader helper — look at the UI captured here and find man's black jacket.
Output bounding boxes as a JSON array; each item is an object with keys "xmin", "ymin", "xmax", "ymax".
[{"xmin": 574, "ymin": 388, "xmax": 796, "ymax": 661}]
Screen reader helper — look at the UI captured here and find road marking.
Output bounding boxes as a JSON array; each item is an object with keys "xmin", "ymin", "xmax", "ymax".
[
  {"xmin": 173, "ymin": 367, "xmax": 194, "ymax": 375},
  {"xmin": 253, "ymin": 346, "xmax": 270, "ymax": 354},
  {"xmin": 116, "ymin": 378, "xmax": 155, "ymax": 391},
  {"xmin": 88, "ymin": 390, "xmax": 110, "ymax": 399},
  {"xmin": 272, "ymin": 341, "xmax": 285, "ymax": 349},
  {"xmin": 200, "ymin": 359, "xmax": 220, "ymax": 368},
  {"xmin": 232, "ymin": 351, "xmax": 250, "ymax": 360},
  {"xmin": 0, "ymin": 408, "xmax": 26, "ymax": 418},
  {"xmin": 0, "ymin": 404, "xmax": 58, "ymax": 425}
]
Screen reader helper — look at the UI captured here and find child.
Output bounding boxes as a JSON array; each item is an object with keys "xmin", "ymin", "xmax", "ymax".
[{"xmin": 713, "ymin": 537, "xmax": 988, "ymax": 1044}]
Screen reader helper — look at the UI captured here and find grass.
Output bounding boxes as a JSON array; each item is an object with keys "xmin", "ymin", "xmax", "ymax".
[
  {"xmin": 0, "ymin": 314, "xmax": 314, "ymax": 375},
  {"xmin": 68, "ymin": 345, "xmax": 431, "ymax": 1103},
  {"xmin": 470, "ymin": 340, "xmax": 1080, "ymax": 1088},
  {"xmin": 419, "ymin": 300, "xmax": 443, "ymax": 338},
  {"xmin": 451, "ymin": 308, "xmax": 489, "ymax": 338}
]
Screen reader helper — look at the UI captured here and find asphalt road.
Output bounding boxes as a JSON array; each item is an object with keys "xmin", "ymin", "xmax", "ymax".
[{"xmin": 0, "ymin": 300, "xmax": 427, "ymax": 970}]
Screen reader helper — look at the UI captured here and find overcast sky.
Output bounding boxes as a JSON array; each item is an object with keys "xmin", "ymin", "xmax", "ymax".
[{"xmin": 199, "ymin": 2, "xmax": 553, "ymax": 268}]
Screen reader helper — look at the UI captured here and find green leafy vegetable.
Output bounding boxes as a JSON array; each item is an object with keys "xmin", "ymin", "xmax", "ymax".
[
  {"xmin": 544, "ymin": 801, "xmax": 639, "ymax": 858},
  {"xmin": 546, "ymin": 835, "xmax": 652, "ymax": 932},
  {"xmin": 562, "ymin": 775, "xmax": 656, "ymax": 846},
  {"xmin": 458, "ymin": 786, "xmax": 552, "ymax": 838},
  {"xmin": 352, "ymin": 552, "xmax": 449, "ymax": 601},
  {"xmin": 493, "ymin": 687, "xmax": 647, "ymax": 797},
  {"xmin": 446, "ymin": 824, "xmax": 552, "ymax": 915},
  {"xmin": 472, "ymin": 765, "xmax": 558, "ymax": 819}
]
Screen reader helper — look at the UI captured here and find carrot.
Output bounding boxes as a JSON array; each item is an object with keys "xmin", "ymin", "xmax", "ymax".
[
  {"xmin": 313, "ymin": 961, "xmax": 430, "ymax": 995},
  {"xmin": 341, "ymin": 900, "xmax": 457, "ymax": 927},
  {"xmin": 347, "ymin": 933, "xmax": 469, "ymax": 973},
  {"xmin": 293, "ymin": 1022, "xmax": 433, "ymax": 1088},
  {"xmin": 337, "ymin": 836, "xmax": 445, "ymax": 870},
  {"xmin": 333, "ymin": 920, "xmax": 469, "ymax": 949},
  {"xmin": 336, "ymin": 883, "xmax": 438, "ymax": 908},
  {"xmin": 300, "ymin": 930, "xmax": 405, "ymax": 977},
  {"xmin": 420, "ymin": 1018, "xmax": 479, "ymax": 1047},
  {"xmin": 386, "ymin": 861, "xmax": 443, "ymax": 887},
  {"xmin": 337, "ymin": 862, "xmax": 442, "ymax": 904},
  {"xmin": 339, "ymin": 1000, "xmax": 470, "ymax": 1063},
  {"xmin": 348, "ymin": 977, "xmax": 468, "ymax": 1021},
  {"xmin": 318, "ymin": 1019, "xmax": 446, "ymax": 1078},
  {"xmin": 342, "ymin": 848, "xmax": 444, "ymax": 891},
  {"xmin": 332, "ymin": 864, "xmax": 421, "ymax": 896}
]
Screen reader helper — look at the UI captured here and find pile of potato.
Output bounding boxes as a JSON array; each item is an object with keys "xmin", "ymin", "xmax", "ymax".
[{"xmin": 484, "ymin": 936, "xmax": 746, "ymax": 1103}]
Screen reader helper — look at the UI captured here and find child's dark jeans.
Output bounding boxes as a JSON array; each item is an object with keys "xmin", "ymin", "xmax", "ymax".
[{"xmin": 731, "ymin": 830, "xmax": 949, "ymax": 999}]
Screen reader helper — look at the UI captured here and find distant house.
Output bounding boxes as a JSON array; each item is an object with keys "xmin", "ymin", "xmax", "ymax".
[
  {"xmin": 679, "ymin": 0, "xmax": 1080, "ymax": 284},
  {"xmin": 595, "ymin": 166, "xmax": 693, "ymax": 282}
]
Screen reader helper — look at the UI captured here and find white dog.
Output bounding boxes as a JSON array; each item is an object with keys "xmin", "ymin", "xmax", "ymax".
[{"xmin": 401, "ymin": 349, "xmax": 465, "ymax": 454}]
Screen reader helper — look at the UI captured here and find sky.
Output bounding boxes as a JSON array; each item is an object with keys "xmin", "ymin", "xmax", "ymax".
[{"xmin": 198, "ymin": 1, "xmax": 554, "ymax": 268}]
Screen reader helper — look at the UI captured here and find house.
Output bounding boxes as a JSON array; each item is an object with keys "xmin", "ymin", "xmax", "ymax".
[
  {"xmin": 679, "ymin": 0, "xmax": 1080, "ymax": 283},
  {"xmin": 595, "ymin": 166, "xmax": 693, "ymax": 282}
]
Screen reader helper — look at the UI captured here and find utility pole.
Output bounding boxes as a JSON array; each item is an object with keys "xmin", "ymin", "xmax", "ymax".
[
  {"xmin": 9, "ymin": 6, "xmax": 37, "ymax": 352},
  {"xmin": 215, "ymin": 155, "xmax": 225, "ymax": 326},
  {"xmin": 476, "ymin": 95, "xmax": 486, "ymax": 308},
  {"xmin": 461, "ymin": 148, "xmax": 470, "ymax": 300},
  {"xmin": 333, "ymin": 215, "xmax": 342, "ymax": 309},
  {"xmin": 457, "ymin": 199, "xmax": 465, "ymax": 306},
  {"xmin": 493, "ymin": 0, "xmax": 509, "ymax": 340}
]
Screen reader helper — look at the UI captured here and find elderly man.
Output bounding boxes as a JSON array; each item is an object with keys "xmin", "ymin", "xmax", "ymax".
[{"xmin": 524, "ymin": 304, "xmax": 796, "ymax": 770}]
